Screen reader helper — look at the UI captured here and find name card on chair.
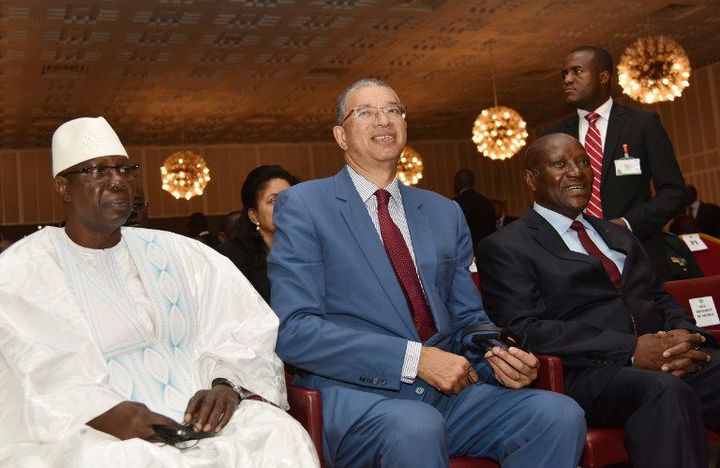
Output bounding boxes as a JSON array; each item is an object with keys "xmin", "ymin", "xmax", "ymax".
[
  {"xmin": 680, "ymin": 234, "xmax": 708, "ymax": 252},
  {"xmin": 689, "ymin": 296, "xmax": 720, "ymax": 327}
]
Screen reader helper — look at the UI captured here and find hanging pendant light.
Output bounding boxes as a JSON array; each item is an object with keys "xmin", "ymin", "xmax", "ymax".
[
  {"xmin": 471, "ymin": 69, "xmax": 528, "ymax": 161},
  {"xmin": 396, "ymin": 146, "xmax": 423, "ymax": 186},
  {"xmin": 617, "ymin": 35, "xmax": 691, "ymax": 104},
  {"xmin": 161, "ymin": 150, "xmax": 211, "ymax": 200}
]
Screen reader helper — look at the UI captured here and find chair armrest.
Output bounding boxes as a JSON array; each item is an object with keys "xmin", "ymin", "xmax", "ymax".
[
  {"xmin": 287, "ymin": 384, "xmax": 324, "ymax": 464},
  {"xmin": 530, "ymin": 354, "xmax": 565, "ymax": 393}
]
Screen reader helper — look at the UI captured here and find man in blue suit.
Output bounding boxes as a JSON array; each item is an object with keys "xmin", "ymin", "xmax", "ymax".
[{"xmin": 268, "ymin": 78, "xmax": 586, "ymax": 467}]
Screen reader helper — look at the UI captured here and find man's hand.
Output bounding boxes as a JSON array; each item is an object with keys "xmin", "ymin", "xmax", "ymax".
[
  {"xmin": 485, "ymin": 346, "xmax": 539, "ymax": 389},
  {"xmin": 87, "ymin": 401, "xmax": 179, "ymax": 441},
  {"xmin": 633, "ymin": 330, "xmax": 706, "ymax": 372},
  {"xmin": 184, "ymin": 384, "xmax": 240, "ymax": 433},
  {"xmin": 417, "ymin": 346, "xmax": 474, "ymax": 394},
  {"xmin": 657, "ymin": 329, "xmax": 710, "ymax": 377}
]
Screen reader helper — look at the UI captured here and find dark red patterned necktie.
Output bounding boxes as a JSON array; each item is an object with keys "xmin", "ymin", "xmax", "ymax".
[
  {"xmin": 570, "ymin": 221, "xmax": 621, "ymax": 290},
  {"xmin": 584, "ymin": 112, "xmax": 604, "ymax": 218},
  {"xmin": 375, "ymin": 189, "xmax": 437, "ymax": 341}
]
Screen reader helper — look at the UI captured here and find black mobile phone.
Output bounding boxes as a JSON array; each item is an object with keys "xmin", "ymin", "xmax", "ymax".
[
  {"xmin": 461, "ymin": 324, "xmax": 529, "ymax": 354},
  {"xmin": 151, "ymin": 424, "xmax": 215, "ymax": 446}
]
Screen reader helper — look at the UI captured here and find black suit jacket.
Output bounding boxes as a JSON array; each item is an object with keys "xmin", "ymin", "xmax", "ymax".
[
  {"xmin": 477, "ymin": 208, "xmax": 703, "ymax": 410},
  {"xmin": 696, "ymin": 201, "xmax": 720, "ymax": 238},
  {"xmin": 453, "ymin": 188, "xmax": 496, "ymax": 255},
  {"xmin": 217, "ymin": 241, "xmax": 270, "ymax": 302},
  {"xmin": 546, "ymin": 103, "xmax": 686, "ymax": 280}
]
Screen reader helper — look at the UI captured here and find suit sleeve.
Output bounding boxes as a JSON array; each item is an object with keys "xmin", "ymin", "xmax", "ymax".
[
  {"xmin": 267, "ymin": 189, "xmax": 407, "ymax": 391},
  {"xmin": 446, "ymin": 202, "xmax": 495, "ymax": 358},
  {"xmin": 477, "ymin": 235, "xmax": 636, "ymax": 367},
  {"xmin": 623, "ymin": 112, "xmax": 686, "ymax": 240}
]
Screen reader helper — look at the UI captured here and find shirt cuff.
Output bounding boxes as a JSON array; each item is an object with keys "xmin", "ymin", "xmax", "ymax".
[
  {"xmin": 401, "ymin": 341, "xmax": 422, "ymax": 384},
  {"xmin": 620, "ymin": 217, "xmax": 632, "ymax": 231}
]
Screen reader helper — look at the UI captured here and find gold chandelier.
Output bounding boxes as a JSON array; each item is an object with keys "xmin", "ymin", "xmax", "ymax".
[
  {"xmin": 161, "ymin": 150, "xmax": 211, "ymax": 200},
  {"xmin": 617, "ymin": 35, "xmax": 691, "ymax": 104},
  {"xmin": 471, "ymin": 68, "xmax": 528, "ymax": 161},
  {"xmin": 396, "ymin": 146, "xmax": 423, "ymax": 186}
]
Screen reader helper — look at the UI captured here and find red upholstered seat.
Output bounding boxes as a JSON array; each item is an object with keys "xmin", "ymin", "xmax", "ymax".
[{"xmin": 663, "ymin": 276, "xmax": 720, "ymax": 447}]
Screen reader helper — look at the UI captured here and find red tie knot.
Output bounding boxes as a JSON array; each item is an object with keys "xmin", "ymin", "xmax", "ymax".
[
  {"xmin": 570, "ymin": 220, "xmax": 585, "ymax": 232},
  {"xmin": 375, "ymin": 189, "xmax": 391, "ymax": 206},
  {"xmin": 585, "ymin": 112, "xmax": 600, "ymax": 125}
]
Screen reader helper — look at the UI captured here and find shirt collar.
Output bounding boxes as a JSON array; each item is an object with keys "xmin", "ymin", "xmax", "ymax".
[
  {"xmin": 577, "ymin": 97, "xmax": 613, "ymax": 122},
  {"xmin": 346, "ymin": 164, "xmax": 402, "ymax": 204},
  {"xmin": 533, "ymin": 202, "xmax": 591, "ymax": 236}
]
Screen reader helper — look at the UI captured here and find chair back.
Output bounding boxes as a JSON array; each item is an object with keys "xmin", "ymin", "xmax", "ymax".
[{"xmin": 664, "ymin": 275, "xmax": 720, "ymax": 333}]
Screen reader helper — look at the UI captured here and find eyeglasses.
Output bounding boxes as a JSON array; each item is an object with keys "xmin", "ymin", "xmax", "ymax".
[
  {"xmin": 341, "ymin": 104, "xmax": 407, "ymax": 124},
  {"xmin": 63, "ymin": 163, "xmax": 141, "ymax": 180}
]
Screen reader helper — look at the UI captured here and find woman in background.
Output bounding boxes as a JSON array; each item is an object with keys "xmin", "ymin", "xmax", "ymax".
[{"xmin": 219, "ymin": 165, "xmax": 299, "ymax": 301}]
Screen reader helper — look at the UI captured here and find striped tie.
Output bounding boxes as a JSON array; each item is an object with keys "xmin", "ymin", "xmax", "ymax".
[{"xmin": 584, "ymin": 112, "xmax": 604, "ymax": 218}]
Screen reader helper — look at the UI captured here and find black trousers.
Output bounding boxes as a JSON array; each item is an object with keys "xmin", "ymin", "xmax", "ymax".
[{"xmin": 569, "ymin": 348, "xmax": 720, "ymax": 468}]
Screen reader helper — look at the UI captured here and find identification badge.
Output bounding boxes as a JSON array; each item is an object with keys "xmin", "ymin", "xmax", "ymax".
[
  {"xmin": 689, "ymin": 296, "xmax": 720, "ymax": 327},
  {"xmin": 614, "ymin": 158, "xmax": 641, "ymax": 176},
  {"xmin": 680, "ymin": 233, "xmax": 708, "ymax": 252}
]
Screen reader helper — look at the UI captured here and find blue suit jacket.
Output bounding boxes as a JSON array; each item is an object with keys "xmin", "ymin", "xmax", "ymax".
[{"xmin": 268, "ymin": 167, "xmax": 493, "ymax": 460}]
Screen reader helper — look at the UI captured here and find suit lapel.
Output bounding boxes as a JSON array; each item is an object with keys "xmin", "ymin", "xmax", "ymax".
[
  {"xmin": 602, "ymin": 103, "xmax": 628, "ymax": 184},
  {"xmin": 401, "ymin": 185, "xmax": 449, "ymax": 334},
  {"xmin": 584, "ymin": 215, "xmax": 634, "ymax": 284},
  {"xmin": 523, "ymin": 209, "xmax": 606, "ymax": 275},
  {"xmin": 564, "ymin": 115, "xmax": 580, "ymax": 139},
  {"xmin": 334, "ymin": 169, "xmax": 418, "ymax": 338}
]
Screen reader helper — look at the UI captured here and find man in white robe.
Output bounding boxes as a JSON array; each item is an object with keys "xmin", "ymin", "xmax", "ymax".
[{"xmin": 0, "ymin": 116, "xmax": 318, "ymax": 468}]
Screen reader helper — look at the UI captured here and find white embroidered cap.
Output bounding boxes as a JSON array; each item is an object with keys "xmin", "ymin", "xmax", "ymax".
[{"xmin": 52, "ymin": 117, "xmax": 128, "ymax": 176}]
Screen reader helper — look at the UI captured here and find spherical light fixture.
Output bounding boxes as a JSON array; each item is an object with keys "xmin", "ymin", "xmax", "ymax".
[
  {"xmin": 161, "ymin": 150, "xmax": 211, "ymax": 200},
  {"xmin": 617, "ymin": 35, "xmax": 691, "ymax": 104},
  {"xmin": 471, "ymin": 106, "xmax": 528, "ymax": 161},
  {"xmin": 396, "ymin": 146, "xmax": 423, "ymax": 186}
]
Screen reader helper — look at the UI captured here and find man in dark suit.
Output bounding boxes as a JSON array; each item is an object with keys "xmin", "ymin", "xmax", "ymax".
[
  {"xmin": 453, "ymin": 169, "xmax": 496, "ymax": 256},
  {"xmin": 545, "ymin": 46, "xmax": 686, "ymax": 280},
  {"xmin": 269, "ymin": 78, "xmax": 586, "ymax": 468},
  {"xmin": 687, "ymin": 184, "xmax": 720, "ymax": 237},
  {"xmin": 477, "ymin": 133, "xmax": 719, "ymax": 468},
  {"xmin": 492, "ymin": 199, "xmax": 518, "ymax": 230}
]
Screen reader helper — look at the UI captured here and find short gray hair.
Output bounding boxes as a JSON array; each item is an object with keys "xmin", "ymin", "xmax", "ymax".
[{"xmin": 334, "ymin": 78, "xmax": 393, "ymax": 125}]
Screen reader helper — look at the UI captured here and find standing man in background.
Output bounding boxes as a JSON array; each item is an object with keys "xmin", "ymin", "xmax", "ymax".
[
  {"xmin": 453, "ymin": 169, "xmax": 496, "ymax": 257},
  {"xmin": 546, "ymin": 46, "xmax": 686, "ymax": 280}
]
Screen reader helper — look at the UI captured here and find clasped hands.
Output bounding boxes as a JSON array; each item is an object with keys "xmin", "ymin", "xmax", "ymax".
[
  {"xmin": 633, "ymin": 328, "xmax": 711, "ymax": 377},
  {"xmin": 86, "ymin": 384, "xmax": 240, "ymax": 441},
  {"xmin": 417, "ymin": 345, "xmax": 539, "ymax": 394}
]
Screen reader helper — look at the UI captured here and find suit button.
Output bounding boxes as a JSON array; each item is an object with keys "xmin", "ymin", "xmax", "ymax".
[
  {"xmin": 359, "ymin": 376, "xmax": 366, "ymax": 382},
  {"xmin": 415, "ymin": 387, "xmax": 425, "ymax": 395}
]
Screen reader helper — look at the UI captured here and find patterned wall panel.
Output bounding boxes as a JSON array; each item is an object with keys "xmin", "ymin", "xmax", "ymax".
[{"xmin": 657, "ymin": 61, "xmax": 720, "ymax": 205}]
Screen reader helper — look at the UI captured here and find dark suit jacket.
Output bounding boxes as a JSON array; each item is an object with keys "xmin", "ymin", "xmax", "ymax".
[
  {"xmin": 217, "ymin": 240, "xmax": 270, "ymax": 302},
  {"xmin": 453, "ymin": 188, "xmax": 496, "ymax": 255},
  {"xmin": 498, "ymin": 214, "xmax": 518, "ymax": 228},
  {"xmin": 696, "ymin": 201, "xmax": 720, "ymax": 238},
  {"xmin": 546, "ymin": 103, "xmax": 686, "ymax": 279},
  {"xmin": 477, "ymin": 208, "xmax": 704, "ymax": 411}
]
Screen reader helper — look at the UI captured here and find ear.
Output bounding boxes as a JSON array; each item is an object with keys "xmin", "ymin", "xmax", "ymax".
[
  {"xmin": 332, "ymin": 125, "xmax": 348, "ymax": 152},
  {"xmin": 247, "ymin": 208, "xmax": 259, "ymax": 225},
  {"xmin": 55, "ymin": 176, "xmax": 72, "ymax": 204},
  {"xmin": 523, "ymin": 170, "xmax": 538, "ymax": 192},
  {"xmin": 599, "ymin": 70, "xmax": 611, "ymax": 86}
]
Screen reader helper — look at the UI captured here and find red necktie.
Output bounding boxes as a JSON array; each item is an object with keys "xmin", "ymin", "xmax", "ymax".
[
  {"xmin": 584, "ymin": 112, "xmax": 604, "ymax": 218},
  {"xmin": 570, "ymin": 221, "xmax": 621, "ymax": 290},
  {"xmin": 375, "ymin": 189, "xmax": 437, "ymax": 342}
]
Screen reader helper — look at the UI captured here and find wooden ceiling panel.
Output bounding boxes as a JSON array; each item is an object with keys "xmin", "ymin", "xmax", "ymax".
[{"xmin": 0, "ymin": 0, "xmax": 717, "ymax": 148}]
